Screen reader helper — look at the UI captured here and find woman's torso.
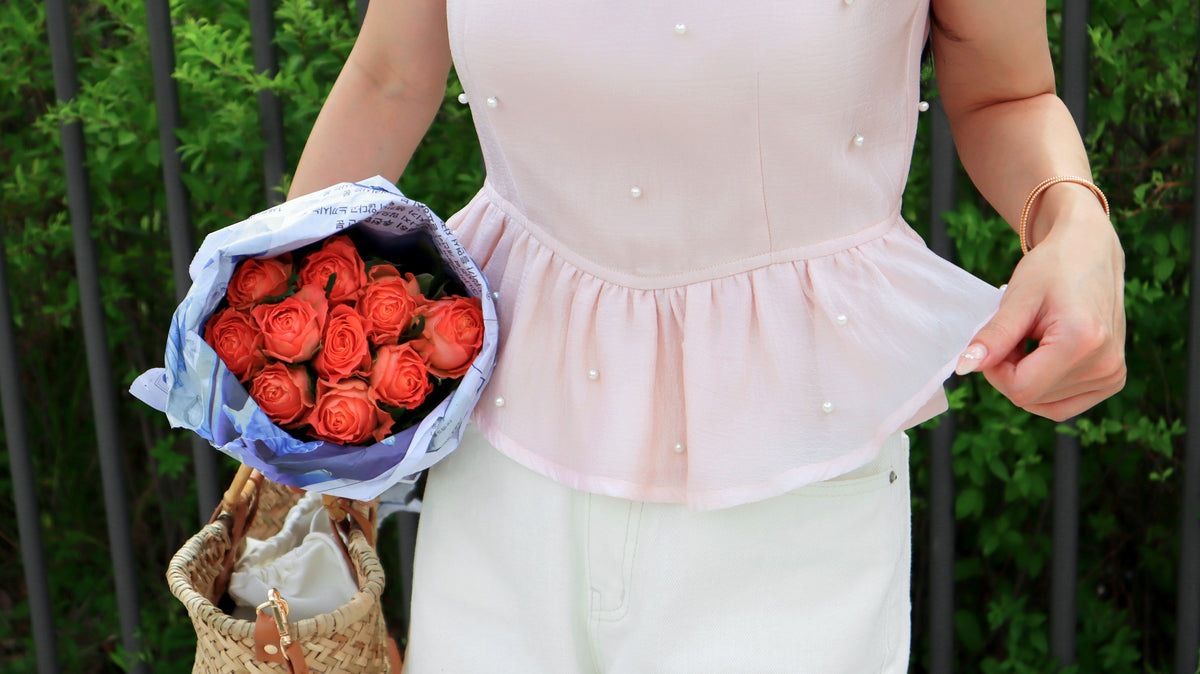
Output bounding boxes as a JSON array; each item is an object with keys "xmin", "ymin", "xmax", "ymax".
[{"xmin": 442, "ymin": 0, "xmax": 1001, "ymax": 510}]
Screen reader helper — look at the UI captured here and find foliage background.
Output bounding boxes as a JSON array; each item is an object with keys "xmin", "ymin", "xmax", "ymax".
[{"xmin": 0, "ymin": 0, "xmax": 1195, "ymax": 670}]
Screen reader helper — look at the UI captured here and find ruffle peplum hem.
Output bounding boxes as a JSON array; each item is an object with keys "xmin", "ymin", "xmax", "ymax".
[{"xmin": 449, "ymin": 182, "xmax": 1003, "ymax": 511}]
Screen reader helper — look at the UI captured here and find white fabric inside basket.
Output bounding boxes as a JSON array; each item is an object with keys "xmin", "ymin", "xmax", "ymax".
[{"xmin": 229, "ymin": 492, "xmax": 358, "ymax": 621}]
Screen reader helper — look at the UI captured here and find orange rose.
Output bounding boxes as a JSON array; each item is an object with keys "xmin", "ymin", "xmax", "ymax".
[
  {"xmin": 252, "ymin": 284, "xmax": 328, "ymax": 363},
  {"xmin": 412, "ymin": 296, "xmax": 484, "ymax": 378},
  {"xmin": 297, "ymin": 235, "xmax": 367, "ymax": 304},
  {"xmin": 314, "ymin": 304, "xmax": 372, "ymax": 382},
  {"xmin": 357, "ymin": 266, "xmax": 427, "ymax": 346},
  {"xmin": 248, "ymin": 363, "xmax": 314, "ymax": 427},
  {"xmin": 227, "ymin": 253, "xmax": 292, "ymax": 310},
  {"xmin": 307, "ymin": 378, "xmax": 394, "ymax": 445},
  {"xmin": 203, "ymin": 307, "xmax": 265, "ymax": 382},
  {"xmin": 370, "ymin": 342, "xmax": 433, "ymax": 410}
]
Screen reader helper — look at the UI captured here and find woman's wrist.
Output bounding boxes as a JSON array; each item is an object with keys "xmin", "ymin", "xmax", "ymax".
[{"xmin": 1024, "ymin": 181, "xmax": 1112, "ymax": 250}]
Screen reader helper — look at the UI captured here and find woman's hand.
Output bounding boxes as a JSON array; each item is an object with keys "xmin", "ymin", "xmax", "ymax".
[
  {"xmin": 931, "ymin": 0, "xmax": 1127, "ymax": 418},
  {"xmin": 955, "ymin": 186, "xmax": 1126, "ymax": 421}
]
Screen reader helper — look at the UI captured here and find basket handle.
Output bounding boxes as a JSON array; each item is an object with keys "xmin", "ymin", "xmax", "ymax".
[
  {"xmin": 209, "ymin": 464, "xmax": 264, "ymax": 601},
  {"xmin": 222, "ymin": 464, "xmax": 256, "ymax": 512}
]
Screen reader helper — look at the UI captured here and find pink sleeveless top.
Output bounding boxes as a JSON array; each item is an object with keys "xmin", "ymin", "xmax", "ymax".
[{"xmin": 444, "ymin": 0, "xmax": 1002, "ymax": 510}]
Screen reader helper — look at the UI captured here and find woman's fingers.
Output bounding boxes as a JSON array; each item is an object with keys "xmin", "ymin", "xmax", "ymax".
[
  {"xmin": 955, "ymin": 277, "xmax": 1041, "ymax": 377},
  {"xmin": 957, "ymin": 211, "xmax": 1126, "ymax": 419},
  {"xmin": 982, "ymin": 312, "xmax": 1124, "ymax": 402},
  {"xmin": 984, "ymin": 353, "xmax": 1126, "ymax": 412},
  {"xmin": 1004, "ymin": 377, "xmax": 1128, "ymax": 422}
]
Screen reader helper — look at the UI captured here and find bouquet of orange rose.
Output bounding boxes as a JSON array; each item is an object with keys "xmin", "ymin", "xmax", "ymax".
[
  {"xmin": 206, "ymin": 234, "xmax": 483, "ymax": 447},
  {"xmin": 132, "ymin": 177, "xmax": 497, "ymax": 500}
]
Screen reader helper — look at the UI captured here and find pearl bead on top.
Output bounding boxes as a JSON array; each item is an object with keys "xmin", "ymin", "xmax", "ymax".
[
  {"xmin": 491, "ymin": 290, "xmax": 500, "ymax": 299},
  {"xmin": 486, "ymin": 96, "xmax": 499, "ymax": 108},
  {"xmin": 587, "ymin": 369, "xmax": 600, "ymax": 380},
  {"xmin": 835, "ymin": 314, "xmax": 848, "ymax": 326},
  {"xmin": 673, "ymin": 443, "xmax": 685, "ymax": 454},
  {"xmin": 822, "ymin": 401, "xmax": 834, "ymax": 414},
  {"xmin": 630, "ymin": 186, "xmax": 643, "ymax": 198},
  {"xmin": 918, "ymin": 100, "xmax": 930, "ymax": 112},
  {"xmin": 494, "ymin": 396, "xmax": 506, "ymax": 407},
  {"xmin": 457, "ymin": 93, "xmax": 469, "ymax": 104},
  {"xmin": 675, "ymin": 23, "xmax": 687, "ymax": 35},
  {"xmin": 843, "ymin": 0, "xmax": 855, "ymax": 5},
  {"xmin": 852, "ymin": 134, "xmax": 865, "ymax": 147}
]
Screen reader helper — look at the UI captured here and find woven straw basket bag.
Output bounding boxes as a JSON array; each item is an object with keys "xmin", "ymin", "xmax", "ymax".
[{"xmin": 167, "ymin": 469, "xmax": 401, "ymax": 673}]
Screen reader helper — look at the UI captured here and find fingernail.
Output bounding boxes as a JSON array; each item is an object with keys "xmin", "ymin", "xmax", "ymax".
[{"xmin": 955, "ymin": 343, "xmax": 987, "ymax": 376}]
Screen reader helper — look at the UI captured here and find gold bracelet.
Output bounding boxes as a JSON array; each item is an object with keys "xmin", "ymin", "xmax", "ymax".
[{"xmin": 1019, "ymin": 176, "xmax": 1110, "ymax": 254}]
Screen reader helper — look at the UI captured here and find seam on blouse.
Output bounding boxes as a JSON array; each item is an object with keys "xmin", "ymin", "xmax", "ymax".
[
  {"xmin": 451, "ymin": 2, "xmax": 521, "ymax": 210},
  {"xmin": 481, "ymin": 181, "xmax": 904, "ymax": 291},
  {"xmin": 755, "ymin": 71, "xmax": 775, "ymax": 251}
]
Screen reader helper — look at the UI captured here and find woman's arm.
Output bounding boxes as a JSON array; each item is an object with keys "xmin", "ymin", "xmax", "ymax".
[
  {"xmin": 288, "ymin": 0, "xmax": 451, "ymax": 198},
  {"xmin": 931, "ymin": 0, "xmax": 1126, "ymax": 421}
]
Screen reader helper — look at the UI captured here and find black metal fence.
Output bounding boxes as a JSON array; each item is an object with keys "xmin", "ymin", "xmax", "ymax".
[{"xmin": 4, "ymin": 0, "xmax": 1199, "ymax": 672}]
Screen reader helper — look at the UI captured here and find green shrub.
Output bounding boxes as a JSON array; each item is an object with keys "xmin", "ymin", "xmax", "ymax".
[{"xmin": 0, "ymin": 0, "xmax": 1193, "ymax": 670}]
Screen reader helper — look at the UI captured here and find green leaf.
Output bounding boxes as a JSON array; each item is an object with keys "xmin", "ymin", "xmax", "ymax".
[
  {"xmin": 400, "ymin": 314, "xmax": 426, "ymax": 341},
  {"xmin": 1153, "ymin": 256, "xmax": 1175, "ymax": 282},
  {"xmin": 415, "ymin": 272, "xmax": 436, "ymax": 297},
  {"xmin": 956, "ymin": 486, "xmax": 985, "ymax": 520}
]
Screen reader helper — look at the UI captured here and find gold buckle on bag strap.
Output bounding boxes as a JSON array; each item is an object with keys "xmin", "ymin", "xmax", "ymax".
[{"xmin": 255, "ymin": 588, "xmax": 310, "ymax": 673}]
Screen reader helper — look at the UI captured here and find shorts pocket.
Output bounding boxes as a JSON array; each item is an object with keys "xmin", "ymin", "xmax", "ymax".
[{"xmin": 790, "ymin": 433, "xmax": 908, "ymax": 498}]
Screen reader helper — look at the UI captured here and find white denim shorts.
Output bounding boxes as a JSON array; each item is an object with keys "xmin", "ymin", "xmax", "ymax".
[{"xmin": 404, "ymin": 424, "xmax": 911, "ymax": 673}]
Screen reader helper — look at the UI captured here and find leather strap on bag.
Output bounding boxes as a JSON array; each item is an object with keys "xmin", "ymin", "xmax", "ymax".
[
  {"xmin": 323, "ymin": 496, "xmax": 378, "ymax": 585},
  {"xmin": 387, "ymin": 636, "xmax": 404, "ymax": 671},
  {"xmin": 253, "ymin": 589, "xmax": 403, "ymax": 672},
  {"xmin": 319, "ymin": 497, "xmax": 405, "ymax": 671},
  {"xmin": 322, "ymin": 495, "xmax": 377, "ymax": 546},
  {"xmin": 254, "ymin": 589, "xmax": 310, "ymax": 673}
]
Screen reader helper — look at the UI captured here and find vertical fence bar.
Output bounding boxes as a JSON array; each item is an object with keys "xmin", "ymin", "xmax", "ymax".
[
  {"xmin": 248, "ymin": 0, "xmax": 287, "ymax": 205},
  {"xmin": 0, "ymin": 240, "xmax": 59, "ymax": 673},
  {"xmin": 143, "ymin": 0, "xmax": 221, "ymax": 523},
  {"xmin": 1176, "ymin": 22, "xmax": 1200, "ymax": 671},
  {"xmin": 1060, "ymin": 0, "xmax": 1090, "ymax": 136},
  {"xmin": 395, "ymin": 510, "xmax": 419, "ymax": 632},
  {"xmin": 143, "ymin": 0, "xmax": 193, "ymax": 303},
  {"xmin": 1050, "ymin": 0, "xmax": 1090, "ymax": 666},
  {"xmin": 1050, "ymin": 432, "xmax": 1081, "ymax": 667},
  {"xmin": 43, "ymin": 0, "xmax": 146, "ymax": 669},
  {"xmin": 928, "ymin": 96, "xmax": 958, "ymax": 674}
]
